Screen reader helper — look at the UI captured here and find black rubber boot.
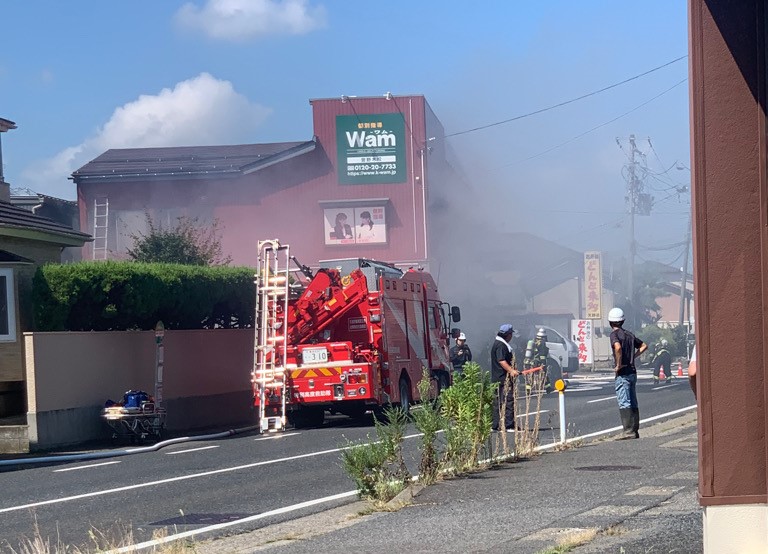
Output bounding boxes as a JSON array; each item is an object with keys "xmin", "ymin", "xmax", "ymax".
[
  {"xmin": 631, "ymin": 408, "xmax": 640, "ymax": 438},
  {"xmin": 616, "ymin": 408, "xmax": 635, "ymax": 440}
]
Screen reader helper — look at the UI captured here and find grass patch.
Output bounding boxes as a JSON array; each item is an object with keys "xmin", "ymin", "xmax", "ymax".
[{"xmin": 535, "ymin": 528, "xmax": 599, "ymax": 554}]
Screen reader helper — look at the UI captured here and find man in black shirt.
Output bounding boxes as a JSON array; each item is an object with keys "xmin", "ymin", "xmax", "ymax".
[
  {"xmin": 491, "ymin": 324, "xmax": 519, "ymax": 432},
  {"xmin": 608, "ymin": 308, "xmax": 648, "ymax": 439}
]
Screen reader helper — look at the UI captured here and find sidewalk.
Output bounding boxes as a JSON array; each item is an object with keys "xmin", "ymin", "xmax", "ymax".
[{"xmin": 199, "ymin": 411, "xmax": 701, "ymax": 553}]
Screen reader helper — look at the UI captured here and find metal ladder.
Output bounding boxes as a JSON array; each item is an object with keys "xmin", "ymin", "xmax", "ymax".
[
  {"xmin": 253, "ymin": 239, "xmax": 291, "ymax": 433},
  {"xmin": 92, "ymin": 196, "xmax": 109, "ymax": 260}
]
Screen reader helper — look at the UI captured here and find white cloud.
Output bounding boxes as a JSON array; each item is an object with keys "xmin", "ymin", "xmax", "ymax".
[
  {"xmin": 175, "ymin": 0, "xmax": 326, "ymax": 41},
  {"xmin": 22, "ymin": 73, "xmax": 271, "ymax": 195}
]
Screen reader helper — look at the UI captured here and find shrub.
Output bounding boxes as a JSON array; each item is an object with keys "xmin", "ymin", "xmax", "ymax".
[
  {"xmin": 33, "ymin": 261, "xmax": 255, "ymax": 331},
  {"xmin": 440, "ymin": 362, "xmax": 495, "ymax": 473}
]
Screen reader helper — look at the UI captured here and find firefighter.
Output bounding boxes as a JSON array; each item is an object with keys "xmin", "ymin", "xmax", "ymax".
[
  {"xmin": 652, "ymin": 339, "xmax": 673, "ymax": 384},
  {"xmin": 524, "ymin": 328, "xmax": 552, "ymax": 393},
  {"xmin": 449, "ymin": 332, "xmax": 472, "ymax": 378}
]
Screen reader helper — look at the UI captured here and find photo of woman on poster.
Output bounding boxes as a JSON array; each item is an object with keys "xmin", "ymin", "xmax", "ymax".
[
  {"xmin": 357, "ymin": 210, "xmax": 376, "ymax": 242},
  {"xmin": 331, "ymin": 212, "xmax": 353, "ymax": 240}
]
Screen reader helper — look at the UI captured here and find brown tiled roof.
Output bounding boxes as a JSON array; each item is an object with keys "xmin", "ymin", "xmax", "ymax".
[
  {"xmin": 0, "ymin": 202, "xmax": 90, "ymax": 243},
  {"xmin": 72, "ymin": 140, "xmax": 316, "ymax": 181}
]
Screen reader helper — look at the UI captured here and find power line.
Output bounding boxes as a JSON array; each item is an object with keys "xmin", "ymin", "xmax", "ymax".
[
  {"xmin": 486, "ymin": 78, "xmax": 687, "ymax": 170},
  {"xmin": 445, "ymin": 55, "xmax": 687, "ymax": 138}
]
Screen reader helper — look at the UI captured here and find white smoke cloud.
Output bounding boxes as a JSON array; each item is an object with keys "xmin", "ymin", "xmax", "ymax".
[
  {"xmin": 175, "ymin": 0, "xmax": 326, "ymax": 41},
  {"xmin": 23, "ymin": 73, "xmax": 271, "ymax": 196}
]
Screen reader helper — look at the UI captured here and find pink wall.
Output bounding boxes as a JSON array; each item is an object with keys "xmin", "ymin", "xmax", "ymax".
[{"xmin": 25, "ymin": 329, "xmax": 253, "ymax": 413}]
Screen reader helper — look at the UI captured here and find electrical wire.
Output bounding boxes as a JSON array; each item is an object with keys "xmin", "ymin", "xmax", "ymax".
[
  {"xmin": 484, "ymin": 78, "xmax": 688, "ymax": 172},
  {"xmin": 445, "ymin": 55, "xmax": 687, "ymax": 138}
]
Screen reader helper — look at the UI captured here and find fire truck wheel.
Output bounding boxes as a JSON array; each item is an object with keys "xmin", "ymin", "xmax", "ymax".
[
  {"xmin": 290, "ymin": 406, "xmax": 325, "ymax": 428},
  {"xmin": 399, "ymin": 377, "xmax": 412, "ymax": 414},
  {"xmin": 437, "ymin": 372, "xmax": 450, "ymax": 395}
]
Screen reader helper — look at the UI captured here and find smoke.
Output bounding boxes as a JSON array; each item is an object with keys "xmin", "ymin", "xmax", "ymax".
[
  {"xmin": 174, "ymin": 0, "xmax": 327, "ymax": 41},
  {"xmin": 22, "ymin": 73, "xmax": 271, "ymax": 197}
]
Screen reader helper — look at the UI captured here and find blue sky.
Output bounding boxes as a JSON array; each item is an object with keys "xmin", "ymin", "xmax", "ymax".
[{"xmin": 0, "ymin": 0, "xmax": 690, "ymax": 259}]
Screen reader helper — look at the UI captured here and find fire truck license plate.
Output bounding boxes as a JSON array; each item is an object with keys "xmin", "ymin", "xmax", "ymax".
[{"xmin": 302, "ymin": 347, "xmax": 329, "ymax": 364}]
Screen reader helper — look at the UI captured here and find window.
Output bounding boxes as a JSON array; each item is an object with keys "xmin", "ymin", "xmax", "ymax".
[
  {"xmin": 0, "ymin": 269, "xmax": 17, "ymax": 342},
  {"xmin": 322, "ymin": 204, "xmax": 388, "ymax": 246}
]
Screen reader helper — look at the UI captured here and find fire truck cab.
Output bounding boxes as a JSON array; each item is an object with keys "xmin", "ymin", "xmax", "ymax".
[{"xmin": 252, "ymin": 240, "xmax": 460, "ymax": 432}]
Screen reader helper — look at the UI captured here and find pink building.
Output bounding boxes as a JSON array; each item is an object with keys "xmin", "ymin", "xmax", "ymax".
[{"xmin": 73, "ymin": 95, "xmax": 464, "ymax": 270}]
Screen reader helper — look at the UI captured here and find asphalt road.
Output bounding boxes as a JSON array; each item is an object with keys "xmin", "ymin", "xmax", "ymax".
[{"xmin": 0, "ymin": 369, "xmax": 696, "ymax": 551}]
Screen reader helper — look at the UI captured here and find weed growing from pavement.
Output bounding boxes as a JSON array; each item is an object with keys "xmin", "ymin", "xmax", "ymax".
[
  {"xmin": 534, "ymin": 528, "xmax": 598, "ymax": 554},
  {"xmin": 440, "ymin": 362, "xmax": 496, "ymax": 473},
  {"xmin": 514, "ymin": 363, "xmax": 547, "ymax": 458},
  {"xmin": 3, "ymin": 514, "xmax": 198, "ymax": 553},
  {"xmin": 411, "ymin": 367, "xmax": 443, "ymax": 485},
  {"xmin": 340, "ymin": 406, "xmax": 410, "ymax": 503}
]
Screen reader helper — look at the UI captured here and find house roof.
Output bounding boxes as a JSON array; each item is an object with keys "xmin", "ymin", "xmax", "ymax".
[
  {"xmin": 0, "ymin": 202, "xmax": 90, "ymax": 246},
  {"xmin": 0, "ymin": 249, "xmax": 33, "ymax": 264},
  {"xmin": 71, "ymin": 140, "xmax": 317, "ymax": 182},
  {"xmin": 0, "ymin": 118, "xmax": 17, "ymax": 133},
  {"xmin": 489, "ymin": 232, "xmax": 585, "ymax": 298}
]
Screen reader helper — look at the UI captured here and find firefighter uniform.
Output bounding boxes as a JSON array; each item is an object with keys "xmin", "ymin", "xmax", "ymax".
[
  {"xmin": 524, "ymin": 330, "xmax": 551, "ymax": 393},
  {"xmin": 652, "ymin": 341, "xmax": 673, "ymax": 383}
]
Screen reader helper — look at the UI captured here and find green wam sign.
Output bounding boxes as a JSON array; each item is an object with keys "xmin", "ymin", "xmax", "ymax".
[{"xmin": 336, "ymin": 113, "xmax": 407, "ymax": 184}]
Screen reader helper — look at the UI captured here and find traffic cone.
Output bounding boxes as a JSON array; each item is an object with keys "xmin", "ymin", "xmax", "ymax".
[
  {"xmin": 659, "ymin": 367, "xmax": 666, "ymax": 380},
  {"xmin": 677, "ymin": 362, "xmax": 684, "ymax": 377}
]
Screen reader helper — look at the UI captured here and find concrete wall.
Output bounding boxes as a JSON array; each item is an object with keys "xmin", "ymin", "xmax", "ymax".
[{"xmin": 24, "ymin": 329, "xmax": 254, "ymax": 450}]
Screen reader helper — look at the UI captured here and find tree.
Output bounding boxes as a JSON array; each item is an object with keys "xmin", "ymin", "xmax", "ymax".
[
  {"xmin": 606, "ymin": 263, "xmax": 670, "ymax": 328},
  {"xmin": 128, "ymin": 214, "xmax": 232, "ymax": 266}
]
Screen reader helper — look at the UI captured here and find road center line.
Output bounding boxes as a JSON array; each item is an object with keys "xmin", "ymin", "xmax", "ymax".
[
  {"xmin": 53, "ymin": 461, "xmax": 121, "ymax": 473},
  {"xmin": 587, "ymin": 396, "xmax": 617, "ymax": 404},
  {"xmin": 166, "ymin": 445, "xmax": 220, "ymax": 455}
]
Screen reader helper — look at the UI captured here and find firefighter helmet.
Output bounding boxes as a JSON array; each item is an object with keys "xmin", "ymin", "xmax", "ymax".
[
  {"xmin": 661, "ymin": 339, "xmax": 668, "ymax": 347},
  {"xmin": 608, "ymin": 307, "xmax": 625, "ymax": 323},
  {"xmin": 458, "ymin": 333, "xmax": 466, "ymax": 341},
  {"xmin": 536, "ymin": 328, "xmax": 547, "ymax": 340}
]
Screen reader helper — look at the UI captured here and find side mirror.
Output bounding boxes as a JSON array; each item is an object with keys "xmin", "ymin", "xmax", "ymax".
[
  {"xmin": 451, "ymin": 328, "xmax": 461, "ymax": 339},
  {"xmin": 451, "ymin": 306, "xmax": 461, "ymax": 322}
]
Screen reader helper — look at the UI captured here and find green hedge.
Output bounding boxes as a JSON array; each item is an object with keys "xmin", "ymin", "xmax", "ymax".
[{"xmin": 33, "ymin": 261, "xmax": 255, "ymax": 331}]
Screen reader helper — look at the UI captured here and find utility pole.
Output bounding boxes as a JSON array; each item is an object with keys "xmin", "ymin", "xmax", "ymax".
[
  {"xmin": 627, "ymin": 135, "xmax": 638, "ymax": 330},
  {"xmin": 678, "ymin": 215, "xmax": 692, "ymax": 328}
]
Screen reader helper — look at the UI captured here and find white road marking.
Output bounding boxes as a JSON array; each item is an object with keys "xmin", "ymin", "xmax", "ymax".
[
  {"xmin": 567, "ymin": 386, "xmax": 605, "ymax": 392},
  {"xmin": 652, "ymin": 384, "xmax": 677, "ymax": 391},
  {"xmin": 587, "ymin": 396, "xmax": 618, "ymax": 404},
  {"xmin": 0, "ymin": 431, "xmax": 426, "ymax": 514},
  {"xmin": 106, "ymin": 490, "xmax": 360, "ymax": 553},
  {"xmin": 166, "ymin": 445, "xmax": 220, "ymax": 455},
  {"xmin": 53, "ymin": 461, "xmax": 121, "ymax": 473},
  {"xmin": 517, "ymin": 410, "xmax": 548, "ymax": 419},
  {"xmin": 254, "ymin": 432, "xmax": 301, "ymax": 441}
]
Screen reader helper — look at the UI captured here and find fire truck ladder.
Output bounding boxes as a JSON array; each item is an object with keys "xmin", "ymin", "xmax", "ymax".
[
  {"xmin": 253, "ymin": 240, "xmax": 291, "ymax": 433},
  {"xmin": 92, "ymin": 196, "xmax": 109, "ymax": 260}
]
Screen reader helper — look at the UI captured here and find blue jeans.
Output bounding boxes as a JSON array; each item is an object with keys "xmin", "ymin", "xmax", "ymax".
[{"xmin": 615, "ymin": 373, "xmax": 638, "ymax": 409}]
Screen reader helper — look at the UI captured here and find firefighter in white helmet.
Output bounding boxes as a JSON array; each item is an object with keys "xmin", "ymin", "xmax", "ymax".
[
  {"xmin": 449, "ymin": 332, "xmax": 472, "ymax": 378},
  {"xmin": 609, "ymin": 307, "xmax": 648, "ymax": 439},
  {"xmin": 524, "ymin": 328, "xmax": 552, "ymax": 393},
  {"xmin": 652, "ymin": 338, "xmax": 673, "ymax": 384}
]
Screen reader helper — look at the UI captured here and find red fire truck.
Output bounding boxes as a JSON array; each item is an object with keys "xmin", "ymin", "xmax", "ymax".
[{"xmin": 252, "ymin": 239, "xmax": 461, "ymax": 432}]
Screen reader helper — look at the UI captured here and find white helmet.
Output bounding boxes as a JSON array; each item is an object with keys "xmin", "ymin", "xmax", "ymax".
[
  {"xmin": 608, "ymin": 307, "xmax": 625, "ymax": 323},
  {"xmin": 536, "ymin": 328, "xmax": 547, "ymax": 339},
  {"xmin": 458, "ymin": 333, "xmax": 466, "ymax": 341},
  {"xmin": 661, "ymin": 339, "xmax": 668, "ymax": 347}
]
